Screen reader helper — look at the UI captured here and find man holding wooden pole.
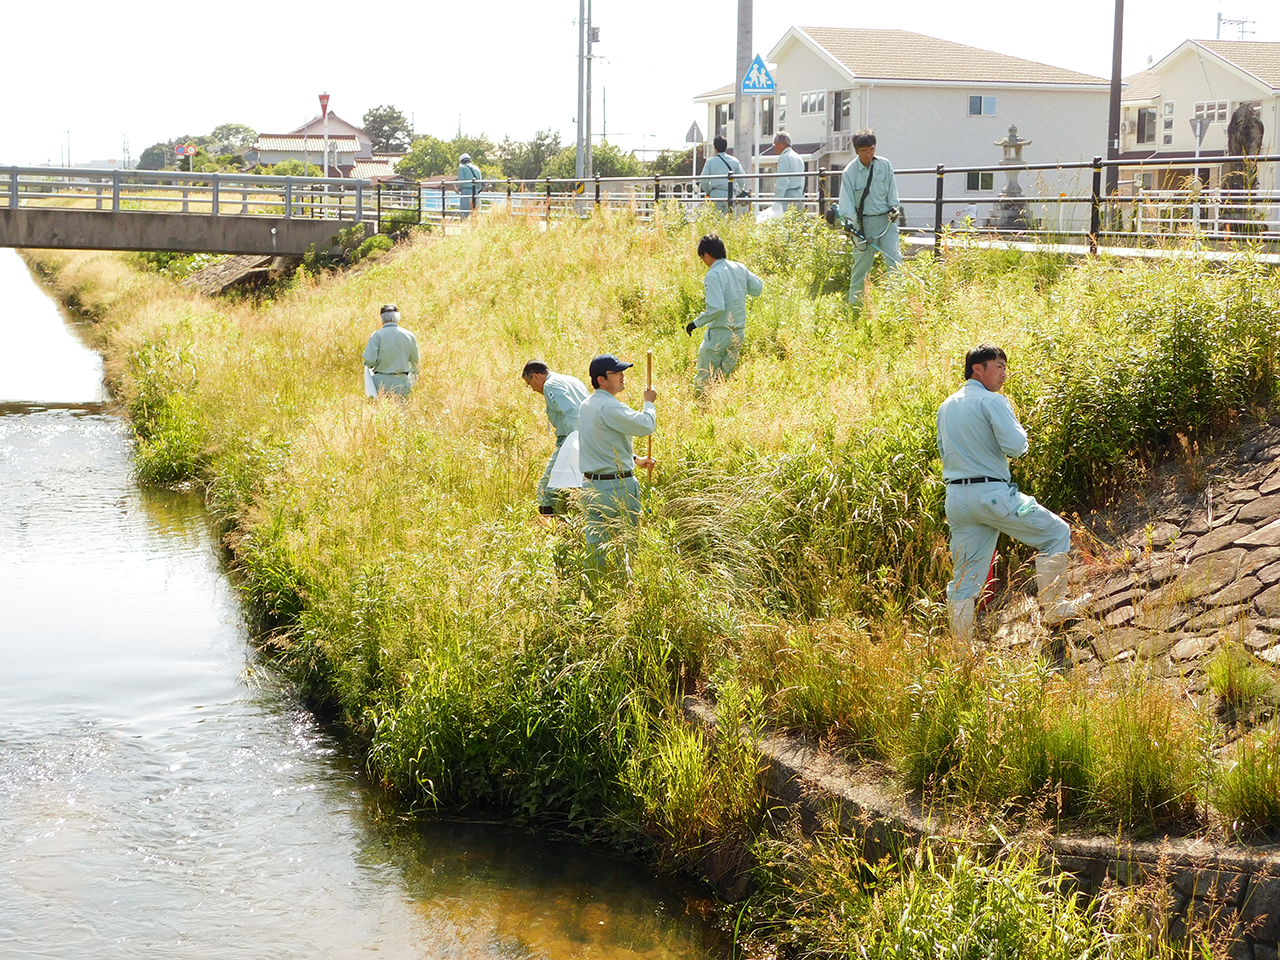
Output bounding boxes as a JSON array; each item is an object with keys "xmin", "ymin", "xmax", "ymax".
[{"xmin": 576, "ymin": 353, "xmax": 657, "ymax": 578}]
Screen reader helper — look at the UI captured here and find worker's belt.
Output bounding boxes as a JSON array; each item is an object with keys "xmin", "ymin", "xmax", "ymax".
[
  {"xmin": 584, "ymin": 471, "xmax": 634, "ymax": 481},
  {"xmin": 374, "ymin": 371, "xmax": 409, "ymax": 376},
  {"xmin": 946, "ymin": 476, "xmax": 1008, "ymax": 485}
]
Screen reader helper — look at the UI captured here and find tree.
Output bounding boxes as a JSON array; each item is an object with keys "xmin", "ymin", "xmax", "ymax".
[
  {"xmin": 209, "ymin": 123, "xmax": 257, "ymax": 156},
  {"xmin": 396, "ymin": 135, "xmax": 453, "ymax": 179},
  {"xmin": 362, "ymin": 105, "xmax": 412, "ymax": 153},
  {"xmin": 138, "ymin": 143, "xmax": 170, "ymax": 170},
  {"xmin": 450, "ymin": 133, "xmax": 495, "ymax": 168},
  {"xmin": 540, "ymin": 141, "xmax": 642, "ymax": 180},
  {"xmin": 646, "ymin": 148, "xmax": 695, "ymax": 178},
  {"xmin": 272, "ymin": 159, "xmax": 324, "ymax": 177},
  {"xmin": 498, "ymin": 130, "xmax": 562, "ymax": 181}
]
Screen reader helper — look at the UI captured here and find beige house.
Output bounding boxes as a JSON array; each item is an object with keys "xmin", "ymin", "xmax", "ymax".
[
  {"xmin": 1120, "ymin": 40, "xmax": 1279, "ymax": 194},
  {"xmin": 694, "ymin": 27, "xmax": 1109, "ymax": 224}
]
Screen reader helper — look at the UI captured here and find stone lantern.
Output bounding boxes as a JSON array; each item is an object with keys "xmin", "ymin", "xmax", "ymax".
[{"xmin": 992, "ymin": 124, "xmax": 1034, "ymax": 230}]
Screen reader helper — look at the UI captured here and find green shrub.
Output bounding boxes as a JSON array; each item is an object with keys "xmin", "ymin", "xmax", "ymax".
[{"xmin": 1214, "ymin": 720, "xmax": 1280, "ymax": 832}]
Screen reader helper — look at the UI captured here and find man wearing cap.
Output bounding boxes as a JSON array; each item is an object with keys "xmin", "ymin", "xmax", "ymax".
[
  {"xmin": 362, "ymin": 304, "xmax": 419, "ymax": 397},
  {"xmin": 772, "ymin": 133, "xmax": 806, "ymax": 212},
  {"xmin": 685, "ymin": 233, "xmax": 763, "ymax": 392},
  {"xmin": 577, "ymin": 354, "xmax": 657, "ymax": 575},
  {"xmin": 938, "ymin": 344, "xmax": 1089, "ymax": 640},
  {"xmin": 522, "ymin": 360, "xmax": 589, "ymax": 516},
  {"xmin": 456, "ymin": 153, "xmax": 484, "ymax": 217}
]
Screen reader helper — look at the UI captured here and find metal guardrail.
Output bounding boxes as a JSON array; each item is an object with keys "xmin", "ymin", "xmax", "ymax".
[{"xmin": 3, "ymin": 166, "xmax": 369, "ymax": 221}]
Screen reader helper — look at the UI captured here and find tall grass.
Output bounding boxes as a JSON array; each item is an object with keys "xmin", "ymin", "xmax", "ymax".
[{"xmin": 22, "ymin": 212, "xmax": 1280, "ymax": 850}]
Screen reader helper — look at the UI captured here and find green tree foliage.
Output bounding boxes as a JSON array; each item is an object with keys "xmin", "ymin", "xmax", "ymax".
[
  {"xmin": 272, "ymin": 159, "xmax": 324, "ymax": 177},
  {"xmin": 646, "ymin": 147, "xmax": 694, "ymax": 177},
  {"xmin": 209, "ymin": 123, "xmax": 257, "ymax": 155},
  {"xmin": 396, "ymin": 132, "xmax": 498, "ymax": 181},
  {"xmin": 361, "ymin": 105, "xmax": 412, "ymax": 153},
  {"xmin": 498, "ymin": 129, "xmax": 562, "ymax": 181},
  {"xmin": 540, "ymin": 140, "xmax": 642, "ymax": 180},
  {"xmin": 138, "ymin": 143, "xmax": 170, "ymax": 170}
]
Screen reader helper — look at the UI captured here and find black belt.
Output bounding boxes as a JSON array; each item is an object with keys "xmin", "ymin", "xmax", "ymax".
[
  {"xmin": 374, "ymin": 371, "xmax": 408, "ymax": 376},
  {"xmin": 584, "ymin": 471, "xmax": 634, "ymax": 481},
  {"xmin": 946, "ymin": 476, "xmax": 1008, "ymax": 485}
]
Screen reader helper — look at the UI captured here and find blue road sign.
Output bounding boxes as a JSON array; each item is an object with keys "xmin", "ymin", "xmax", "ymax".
[{"xmin": 741, "ymin": 55, "xmax": 775, "ymax": 96}]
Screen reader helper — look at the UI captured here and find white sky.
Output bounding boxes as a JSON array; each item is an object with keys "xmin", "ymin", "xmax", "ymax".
[{"xmin": 2, "ymin": 0, "xmax": 1274, "ymax": 166}]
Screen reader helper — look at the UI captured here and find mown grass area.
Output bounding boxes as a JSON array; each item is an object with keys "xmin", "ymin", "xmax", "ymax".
[{"xmin": 23, "ymin": 208, "xmax": 1280, "ymax": 956}]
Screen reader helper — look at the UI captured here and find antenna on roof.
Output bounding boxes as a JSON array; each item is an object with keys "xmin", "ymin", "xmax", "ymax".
[{"xmin": 1216, "ymin": 12, "xmax": 1256, "ymax": 40}]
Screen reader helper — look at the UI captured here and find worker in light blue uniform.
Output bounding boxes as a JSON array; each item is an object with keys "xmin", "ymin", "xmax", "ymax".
[
  {"xmin": 457, "ymin": 153, "xmax": 483, "ymax": 217},
  {"xmin": 362, "ymin": 303, "xmax": 419, "ymax": 397},
  {"xmin": 835, "ymin": 128, "xmax": 902, "ymax": 306},
  {"xmin": 577, "ymin": 354, "xmax": 657, "ymax": 577},
  {"xmin": 699, "ymin": 136, "xmax": 746, "ymax": 214},
  {"xmin": 522, "ymin": 359, "xmax": 589, "ymax": 516},
  {"xmin": 938, "ymin": 344, "xmax": 1089, "ymax": 640},
  {"xmin": 772, "ymin": 132, "xmax": 806, "ymax": 210},
  {"xmin": 685, "ymin": 233, "xmax": 763, "ymax": 392}
]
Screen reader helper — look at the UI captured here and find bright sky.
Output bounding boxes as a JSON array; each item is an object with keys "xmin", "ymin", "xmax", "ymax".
[{"xmin": 3, "ymin": 0, "xmax": 1274, "ymax": 166}]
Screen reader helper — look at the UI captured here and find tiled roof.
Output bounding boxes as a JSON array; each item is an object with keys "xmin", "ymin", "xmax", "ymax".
[
  {"xmin": 1196, "ymin": 40, "xmax": 1280, "ymax": 88},
  {"xmin": 353, "ymin": 156, "xmax": 404, "ymax": 179},
  {"xmin": 1121, "ymin": 70, "xmax": 1162, "ymax": 102},
  {"xmin": 798, "ymin": 27, "xmax": 1108, "ymax": 85},
  {"xmin": 255, "ymin": 135, "xmax": 360, "ymax": 152}
]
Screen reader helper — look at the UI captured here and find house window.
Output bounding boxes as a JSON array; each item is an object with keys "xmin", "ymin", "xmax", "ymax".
[
  {"xmin": 1137, "ymin": 108, "xmax": 1156, "ymax": 144},
  {"xmin": 1194, "ymin": 101, "xmax": 1229, "ymax": 122},
  {"xmin": 968, "ymin": 95, "xmax": 997, "ymax": 116},
  {"xmin": 777, "ymin": 92, "xmax": 787, "ymax": 128},
  {"xmin": 1134, "ymin": 172, "xmax": 1154, "ymax": 191},
  {"xmin": 800, "ymin": 91, "xmax": 825, "ymax": 116},
  {"xmin": 1163, "ymin": 134, "xmax": 1173, "ymax": 145},
  {"xmin": 832, "ymin": 90, "xmax": 852, "ymax": 132},
  {"xmin": 760, "ymin": 96, "xmax": 775, "ymax": 138},
  {"xmin": 714, "ymin": 102, "xmax": 734, "ymax": 139},
  {"xmin": 966, "ymin": 171, "xmax": 994, "ymax": 191}
]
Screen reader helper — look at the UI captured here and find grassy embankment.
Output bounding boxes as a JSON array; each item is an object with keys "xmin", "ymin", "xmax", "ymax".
[{"xmin": 25, "ymin": 208, "xmax": 1280, "ymax": 958}]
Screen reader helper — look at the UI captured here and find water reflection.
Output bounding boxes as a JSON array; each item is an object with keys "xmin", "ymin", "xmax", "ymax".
[{"xmin": 0, "ymin": 250, "xmax": 724, "ymax": 960}]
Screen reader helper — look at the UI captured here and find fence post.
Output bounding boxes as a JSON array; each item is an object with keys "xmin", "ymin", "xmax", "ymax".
[
  {"xmin": 211, "ymin": 174, "xmax": 220, "ymax": 217},
  {"xmin": 1089, "ymin": 155, "xmax": 1103, "ymax": 255},
  {"xmin": 377, "ymin": 182, "xmax": 382, "ymax": 231},
  {"xmin": 356, "ymin": 181, "xmax": 364, "ymax": 222},
  {"xmin": 545, "ymin": 177, "xmax": 551, "ymax": 223},
  {"xmin": 506, "ymin": 176, "xmax": 512, "ymax": 204},
  {"xmin": 285, "ymin": 177, "xmax": 293, "ymax": 219},
  {"xmin": 594, "ymin": 173, "xmax": 601, "ymax": 207},
  {"xmin": 817, "ymin": 168, "xmax": 826, "ymax": 217},
  {"xmin": 654, "ymin": 174, "xmax": 661, "ymax": 214},
  {"xmin": 727, "ymin": 170, "xmax": 735, "ymax": 213},
  {"xmin": 8, "ymin": 169, "xmax": 17, "ymax": 209},
  {"xmin": 416, "ymin": 181, "xmax": 421, "ymax": 225},
  {"xmin": 441, "ymin": 181, "xmax": 447, "ymax": 222},
  {"xmin": 112, "ymin": 171, "xmax": 121, "ymax": 212},
  {"xmin": 934, "ymin": 163, "xmax": 945, "ymax": 256}
]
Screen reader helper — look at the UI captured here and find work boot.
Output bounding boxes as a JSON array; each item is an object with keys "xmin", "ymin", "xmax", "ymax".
[
  {"xmin": 948, "ymin": 598, "xmax": 976, "ymax": 642},
  {"xmin": 1035, "ymin": 553, "xmax": 1092, "ymax": 625}
]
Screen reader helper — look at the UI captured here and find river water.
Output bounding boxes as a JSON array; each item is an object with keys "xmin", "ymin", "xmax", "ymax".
[{"xmin": 0, "ymin": 249, "xmax": 724, "ymax": 960}]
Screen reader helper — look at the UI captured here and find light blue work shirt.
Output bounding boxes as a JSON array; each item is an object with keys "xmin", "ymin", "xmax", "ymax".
[
  {"xmin": 542, "ymin": 372, "xmax": 588, "ymax": 439},
  {"xmin": 457, "ymin": 161, "xmax": 483, "ymax": 197},
  {"xmin": 774, "ymin": 147, "xmax": 805, "ymax": 197},
  {"xmin": 692, "ymin": 258, "xmax": 763, "ymax": 333},
  {"xmin": 699, "ymin": 151, "xmax": 746, "ymax": 199},
  {"xmin": 577, "ymin": 389, "xmax": 656, "ymax": 475},
  {"xmin": 837, "ymin": 155, "xmax": 900, "ymax": 226},
  {"xmin": 362, "ymin": 320, "xmax": 419, "ymax": 376},
  {"xmin": 936, "ymin": 379, "xmax": 1028, "ymax": 481}
]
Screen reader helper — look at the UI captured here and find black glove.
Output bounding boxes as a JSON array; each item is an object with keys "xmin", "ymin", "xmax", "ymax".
[
  {"xmin": 824, "ymin": 206, "xmax": 839, "ymax": 227},
  {"xmin": 686, "ymin": 321, "xmax": 697, "ymax": 336}
]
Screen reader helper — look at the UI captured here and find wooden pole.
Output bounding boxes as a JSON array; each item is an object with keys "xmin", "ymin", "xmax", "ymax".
[{"xmin": 646, "ymin": 349, "xmax": 654, "ymax": 480}]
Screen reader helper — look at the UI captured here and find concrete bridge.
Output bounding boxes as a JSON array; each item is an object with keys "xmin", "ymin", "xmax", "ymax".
[{"xmin": 1, "ymin": 167, "xmax": 377, "ymax": 255}]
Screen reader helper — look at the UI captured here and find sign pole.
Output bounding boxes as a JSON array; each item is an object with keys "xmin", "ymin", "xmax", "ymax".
[{"xmin": 646, "ymin": 350, "xmax": 654, "ymax": 481}]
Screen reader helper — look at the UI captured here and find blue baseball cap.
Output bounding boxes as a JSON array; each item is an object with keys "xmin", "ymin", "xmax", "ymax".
[{"xmin": 589, "ymin": 354, "xmax": 633, "ymax": 384}]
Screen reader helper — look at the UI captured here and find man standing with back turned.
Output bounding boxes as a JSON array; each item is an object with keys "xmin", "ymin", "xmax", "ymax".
[
  {"xmin": 522, "ymin": 360, "xmax": 589, "ymax": 516},
  {"xmin": 577, "ymin": 354, "xmax": 656, "ymax": 577},
  {"xmin": 937, "ymin": 344, "xmax": 1089, "ymax": 640},
  {"xmin": 362, "ymin": 304, "xmax": 419, "ymax": 397},
  {"xmin": 833, "ymin": 128, "xmax": 902, "ymax": 307}
]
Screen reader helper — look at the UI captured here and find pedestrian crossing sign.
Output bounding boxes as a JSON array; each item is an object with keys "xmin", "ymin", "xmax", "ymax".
[{"xmin": 741, "ymin": 55, "xmax": 775, "ymax": 95}]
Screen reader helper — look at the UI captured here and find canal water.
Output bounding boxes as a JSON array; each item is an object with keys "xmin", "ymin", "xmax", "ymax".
[{"xmin": 0, "ymin": 249, "xmax": 724, "ymax": 960}]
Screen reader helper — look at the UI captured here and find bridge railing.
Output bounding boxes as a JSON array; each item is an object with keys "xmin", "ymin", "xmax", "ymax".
[{"xmin": 3, "ymin": 166, "xmax": 370, "ymax": 222}]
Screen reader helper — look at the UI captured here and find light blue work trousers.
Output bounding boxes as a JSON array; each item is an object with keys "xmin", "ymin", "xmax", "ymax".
[
  {"xmin": 944, "ymin": 481, "xmax": 1071, "ymax": 604},
  {"xmin": 848, "ymin": 215, "xmax": 903, "ymax": 305},
  {"xmin": 371, "ymin": 372, "xmax": 412, "ymax": 397},
  {"xmin": 583, "ymin": 475, "xmax": 642, "ymax": 575},
  {"xmin": 695, "ymin": 328, "xmax": 744, "ymax": 391},
  {"xmin": 536, "ymin": 435, "xmax": 568, "ymax": 512}
]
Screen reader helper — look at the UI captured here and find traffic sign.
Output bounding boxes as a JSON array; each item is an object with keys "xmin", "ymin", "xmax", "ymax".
[
  {"xmin": 185, "ymin": 145, "xmax": 197, "ymax": 157},
  {"xmin": 685, "ymin": 121, "xmax": 703, "ymax": 143},
  {"xmin": 174, "ymin": 144, "xmax": 185, "ymax": 157},
  {"xmin": 741, "ymin": 55, "xmax": 775, "ymax": 96}
]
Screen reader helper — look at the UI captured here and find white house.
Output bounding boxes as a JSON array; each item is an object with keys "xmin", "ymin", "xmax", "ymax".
[
  {"xmin": 694, "ymin": 27, "xmax": 1110, "ymax": 227},
  {"xmin": 249, "ymin": 134, "xmax": 361, "ymax": 177},
  {"xmin": 1119, "ymin": 40, "xmax": 1279, "ymax": 196}
]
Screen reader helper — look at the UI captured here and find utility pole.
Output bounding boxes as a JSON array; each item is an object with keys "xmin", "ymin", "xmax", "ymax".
[
  {"xmin": 575, "ymin": 0, "xmax": 585, "ymax": 179},
  {"xmin": 1104, "ymin": 0, "xmax": 1123, "ymax": 196},
  {"xmin": 585, "ymin": 0, "xmax": 596, "ymax": 178},
  {"xmin": 733, "ymin": 0, "xmax": 752, "ymax": 165}
]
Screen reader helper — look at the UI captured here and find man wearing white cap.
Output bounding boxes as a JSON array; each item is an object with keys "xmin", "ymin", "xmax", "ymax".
[
  {"xmin": 577, "ymin": 354, "xmax": 657, "ymax": 576},
  {"xmin": 362, "ymin": 304, "xmax": 419, "ymax": 397},
  {"xmin": 456, "ymin": 153, "xmax": 484, "ymax": 217}
]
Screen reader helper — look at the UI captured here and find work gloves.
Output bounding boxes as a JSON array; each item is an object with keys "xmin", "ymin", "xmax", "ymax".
[{"xmin": 685, "ymin": 321, "xmax": 697, "ymax": 336}]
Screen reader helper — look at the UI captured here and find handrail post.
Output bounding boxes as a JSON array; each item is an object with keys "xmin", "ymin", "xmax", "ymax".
[
  {"xmin": 545, "ymin": 177, "xmax": 551, "ymax": 223},
  {"xmin": 377, "ymin": 182, "xmax": 382, "ymax": 232},
  {"xmin": 285, "ymin": 177, "xmax": 293, "ymax": 219},
  {"xmin": 8, "ymin": 168, "xmax": 17, "ymax": 209},
  {"xmin": 1089, "ymin": 155, "xmax": 1103, "ymax": 255},
  {"xmin": 440, "ymin": 181, "xmax": 447, "ymax": 223},
  {"xmin": 727, "ymin": 171, "xmax": 735, "ymax": 213},
  {"xmin": 211, "ymin": 174, "xmax": 220, "ymax": 217},
  {"xmin": 817, "ymin": 168, "xmax": 826, "ymax": 217},
  {"xmin": 506, "ymin": 176, "xmax": 512, "ymax": 205},
  {"xmin": 594, "ymin": 173, "xmax": 601, "ymax": 207},
  {"xmin": 112, "ymin": 171, "xmax": 121, "ymax": 212},
  {"xmin": 356, "ymin": 181, "xmax": 364, "ymax": 222},
  {"xmin": 416, "ymin": 181, "xmax": 421, "ymax": 225},
  {"xmin": 654, "ymin": 174, "xmax": 661, "ymax": 215},
  {"xmin": 934, "ymin": 163, "xmax": 945, "ymax": 256}
]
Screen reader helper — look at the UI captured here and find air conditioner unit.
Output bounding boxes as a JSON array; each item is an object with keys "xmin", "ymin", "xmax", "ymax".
[{"xmin": 1120, "ymin": 120, "xmax": 1136, "ymax": 134}]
